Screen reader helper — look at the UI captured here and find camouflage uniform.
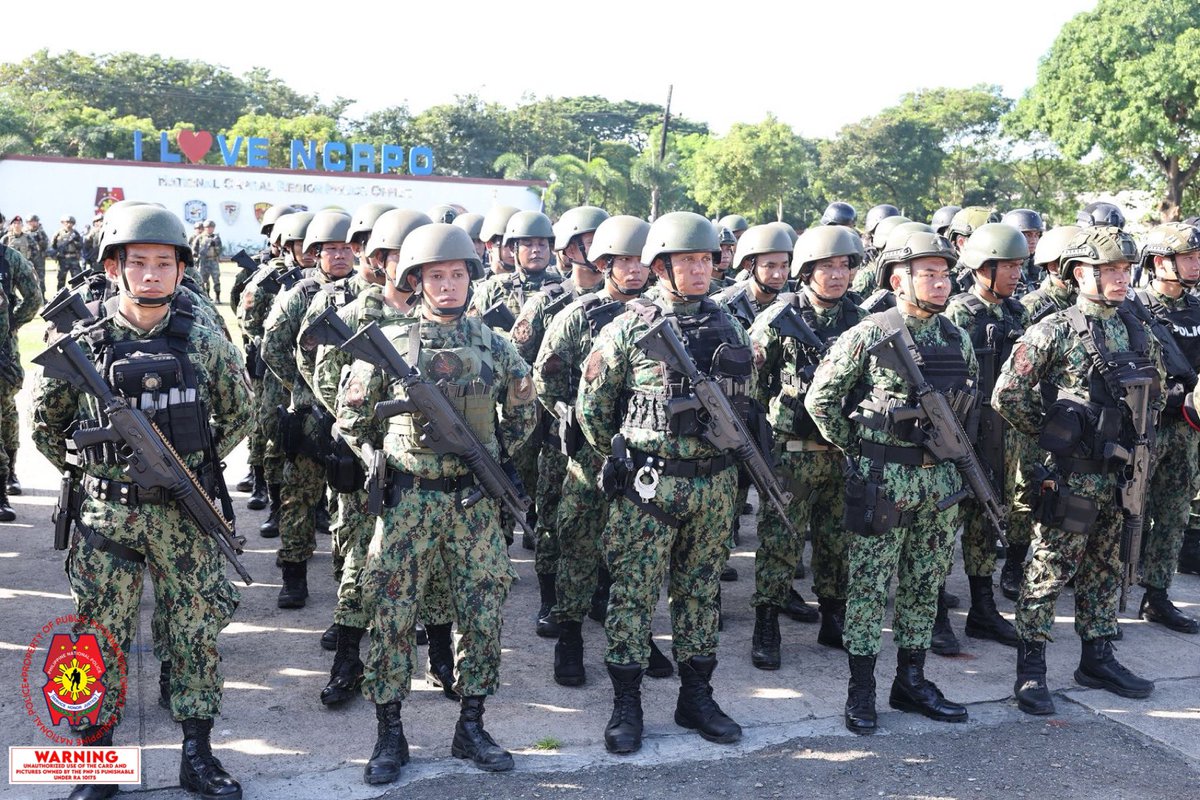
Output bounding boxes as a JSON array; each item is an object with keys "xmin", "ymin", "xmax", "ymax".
[
  {"xmin": 805, "ymin": 308, "xmax": 977, "ymax": 656},
  {"xmin": 993, "ymin": 297, "xmax": 1165, "ymax": 642},
  {"xmin": 27, "ymin": 224, "xmax": 49, "ymax": 296},
  {"xmin": 237, "ymin": 261, "xmax": 294, "ymax": 486},
  {"xmin": 196, "ymin": 231, "xmax": 223, "ymax": 299},
  {"xmin": 750, "ymin": 289, "xmax": 864, "ymax": 616},
  {"xmin": 1, "ymin": 230, "xmax": 34, "ymax": 262},
  {"xmin": 31, "ymin": 301, "xmax": 252, "ymax": 725},
  {"xmin": 51, "ymin": 225, "xmax": 85, "ymax": 291},
  {"xmin": 336, "ymin": 314, "xmax": 537, "ymax": 701},
  {"xmin": 576, "ymin": 295, "xmax": 753, "ymax": 667},
  {"xmin": 0, "ymin": 245, "xmax": 43, "ymax": 472}
]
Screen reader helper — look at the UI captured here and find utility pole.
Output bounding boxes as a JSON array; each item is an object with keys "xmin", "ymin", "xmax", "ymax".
[{"xmin": 650, "ymin": 85, "xmax": 672, "ymax": 221}]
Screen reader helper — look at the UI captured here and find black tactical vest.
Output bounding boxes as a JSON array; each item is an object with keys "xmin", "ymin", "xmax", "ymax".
[
  {"xmin": 958, "ymin": 294, "xmax": 1025, "ymax": 370},
  {"xmin": 1137, "ymin": 289, "xmax": 1200, "ymax": 372}
]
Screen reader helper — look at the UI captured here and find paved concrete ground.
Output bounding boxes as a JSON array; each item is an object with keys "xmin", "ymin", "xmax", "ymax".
[{"xmin": 2, "ymin": 390, "xmax": 1198, "ymax": 799}]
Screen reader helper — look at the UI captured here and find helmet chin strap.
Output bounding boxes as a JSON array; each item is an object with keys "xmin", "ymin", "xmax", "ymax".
[
  {"xmin": 1159, "ymin": 256, "xmax": 1199, "ymax": 288},
  {"xmin": 662, "ymin": 255, "xmax": 707, "ymax": 303},
  {"xmin": 415, "ymin": 279, "xmax": 472, "ymax": 319},
  {"xmin": 1077, "ymin": 265, "xmax": 1121, "ymax": 308},
  {"xmin": 117, "ymin": 247, "xmax": 176, "ymax": 307}
]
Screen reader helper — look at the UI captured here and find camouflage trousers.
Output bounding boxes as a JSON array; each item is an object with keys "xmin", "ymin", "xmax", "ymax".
[
  {"xmin": 258, "ymin": 372, "xmax": 289, "ymax": 484},
  {"xmin": 332, "ymin": 488, "xmax": 455, "ymax": 630},
  {"xmin": 0, "ymin": 374, "xmax": 19, "ymax": 456},
  {"xmin": 553, "ymin": 447, "xmax": 608, "ymax": 622},
  {"xmin": 360, "ymin": 490, "xmax": 515, "ymax": 703},
  {"xmin": 199, "ymin": 260, "xmax": 220, "ymax": 297},
  {"xmin": 278, "ymin": 414, "xmax": 327, "ymax": 564},
  {"xmin": 67, "ymin": 498, "xmax": 238, "ymax": 724},
  {"xmin": 844, "ymin": 496, "xmax": 959, "ymax": 656},
  {"xmin": 603, "ymin": 466, "xmax": 737, "ymax": 666},
  {"xmin": 753, "ymin": 443, "xmax": 848, "ymax": 608},
  {"xmin": 56, "ymin": 258, "xmax": 82, "ymax": 292},
  {"xmin": 31, "ymin": 256, "xmax": 46, "ymax": 299},
  {"xmin": 1005, "ymin": 428, "xmax": 1041, "ymax": 552},
  {"xmin": 534, "ymin": 444, "xmax": 567, "ymax": 574},
  {"xmin": 1016, "ymin": 471, "xmax": 1122, "ymax": 642},
  {"xmin": 246, "ymin": 375, "xmax": 265, "ymax": 467},
  {"xmin": 1143, "ymin": 416, "xmax": 1199, "ymax": 590}
]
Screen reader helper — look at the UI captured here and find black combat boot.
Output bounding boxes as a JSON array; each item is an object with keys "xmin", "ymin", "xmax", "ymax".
[
  {"xmin": 277, "ymin": 560, "xmax": 308, "ymax": 609},
  {"xmin": 246, "ymin": 467, "xmax": 268, "ymax": 510},
  {"xmin": 426, "ymin": 623, "xmax": 459, "ymax": 699},
  {"xmin": 1139, "ymin": 587, "xmax": 1200, "ymax": 634},
  {"xmin": 783, "ymin": 587, "xmax": 819, "ymax": 623},
  {"xmin": 931, "ymin": 586, "xmax": 961, "ymax": 656},
  {"xmin": 964, "ymin": 576, "xmax": 1019, "ymax": 646},
  {"xmin": 68, "ymin": 726, "xmax": 118, "ymax": 800},
  {"xmin": 159, "ymin": 661, "xmax": 172, "ymax": 710},
  {"xmin": 364, "ymin": 701, "xmax": 408, "ymax": 784},
  {"xmin": 589, "ymin": 565, "xmax": 612, "ymax": 623},
  {"xmin": 554, "ymin": 619, "xmax": 586, "ymax": 686},
  {"xmin": 817, "ymin": 596, "xmax": 846, "ymax": 650},
  {"xmin": 535, "ymin": 572, "xmax": 560, "ymax": 638},
  {"xmin": 1000, "ymin": 543, "xmax": 1029, "ymax": 601},
  {"xmin": 647, "ymin": 636, "xmax": 674, "ymax": 678},
  {"xmin": 6, "ymin": 449, "xmax": 20, "ymax": 495},
  {"xmin": 258, "ymin": 484, "xmax": 281, "ymax": 538},
  {"xmin": 674, "ymin": 655, "xmax": 742, "ymax": 743},
  {"xmin": 451, "ymin": 696, "xmax": 514, "ymax": 771},
  {"xmin": 888, "ymin": 648, "xmax": 968, "ymax": 722},
  {"xmin": 720, "ymin": 563, "xmax": 739, "ymax": 581},
  {"xmin": 1075, "ymin": 637, "xmax": 1155, "ymax": 698},
  {"xmin": 320, "ymin": 625, "xmax": 364, "ymax": 706},
  {"xmin": 0, "ymin": 480, "xmax": 15, "ymax": 522},
  {"xmin": 235, "ymin": 469, "xmax": 253, "ymax": 493},
  {"xmin": 845, "ymin": 654, "xmax": 878, "ymax": 735},
  {"xmin": 942, "ymin": 589, "xmax": 960, "ymax": 609},
  {"xmin": 179, "ymin": 718, "xmax": 241, "ymax": 799},
  {"xmin": 1179, "ymin": 528, "xmax": 1200, "ymax": 575},
  {"xmin": 751, "ymin": 605, "xmax": 781, "ymax": 670},
  {"xmin": 1014, "ymin": 639, "xmax": 1055, "ymax": 715},
  {"xmin": 604, "ymin": 663, "xmax": 644, "ymax": 754},
  {"xmin": 320, "ymin": 623, "xmax": 338, "ymax": 651}
]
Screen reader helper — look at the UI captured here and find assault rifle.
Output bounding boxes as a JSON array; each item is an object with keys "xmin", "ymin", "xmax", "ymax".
[
  {"xmin": 869, "ymin": 327, "xmax": 1008, "ymax": 544},
  {"xmin": 634, "ymin": 318, "xmax": 800, "ymax": 540},
  {"xmin": 336, "ymin": 320, "xmax": 534, "ymax": 536},
  {"xmin": 32, "ymin": 336, "xmax": 253, "ymax": 585},
  {"xmin": 1116, "ymin": 377, "xmax": 1154, "ymax": 612}
]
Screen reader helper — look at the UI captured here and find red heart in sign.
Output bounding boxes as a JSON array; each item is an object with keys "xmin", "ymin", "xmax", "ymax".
[{"xmin": 177, "ymin": 130, "xmax": 214, "ymax": 163}]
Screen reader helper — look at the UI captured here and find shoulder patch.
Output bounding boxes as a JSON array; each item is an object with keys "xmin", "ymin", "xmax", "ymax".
[
  {"xmin": 511, "ymin": 319, "xmax": 533, "ymax": 345},
  {"xmin": 508, "ymin": 374, "xmax": 536, "ymax": 405},
  {"xmin": 584, "ymin": 349, "xmax": 606, "ymax": 383}
]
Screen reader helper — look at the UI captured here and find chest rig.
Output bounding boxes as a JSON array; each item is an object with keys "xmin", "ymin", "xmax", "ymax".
[
  {"xmin": 389, "ymin": 321, "xmax": 498, "ymax": 454},
  {"xmin": 775, "ymin": 292, "xmax": 859, "ymax": 438},
  {"xmin": 76, "ymin": 294, "xmax": 212, "ymax": 469},
  {"xmin": 1138, "ymin": 289, "xmax": 1200, "ymax": 374},
  {"xmin": 622, "ymin": 297, "xmax": 754, "ymax": 437},
  {"xmin": 1039, "ymin": 306, "xmax": 1161, "ymax": 472},
  {"xmin": 959, "ymin": 295, "xmax": 1025, "ymax": 373},
  {"xmin": 849, "ymin": 310, "xmax": 974, "ymax": 446}
]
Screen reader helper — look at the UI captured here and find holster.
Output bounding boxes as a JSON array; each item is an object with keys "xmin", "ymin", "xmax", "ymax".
[
  {"xmin": 52, "ymin": 470, "xmax": 82, "ymax": 550},
  {"xmin": 1032, "ymin": 466, "xmax": 1100, "ymax": 534},
  {"xmin": 600, "ymin": 435, "xmax": 633, "ymax": 500},
  {"xmin": 276, "ymin": 405, "xmax": 307, "ymax": 458},
  {"xmin": 365, "ymin": 446, "xmax": 400, "ymax": 515},
  {"xmin": 245, "ymin": 337, "xmax": 267, "ymax": 380},
  {"xmin": 326, "ymin": 434, "xmax": 367, "ymax": 493},
  {"xmin": 843, "ymin": 459, "xmax": 904, "ymax": 537},
  {"xmin": 553, "ymin": 402, "xmax": 585, "ymax": 458}
]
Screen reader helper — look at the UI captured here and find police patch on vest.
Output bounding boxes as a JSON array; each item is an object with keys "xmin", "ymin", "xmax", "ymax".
[
  {"xmin": 428, "ymin": 351, "xmax": 465, "ymax": 381},
  {"xmin": 511, "ymin": 319, "xmax": 533, "ymax": 345},
  {"xmin": 584, "ymin": 350, "xmax": 606, "ymax": 383}
]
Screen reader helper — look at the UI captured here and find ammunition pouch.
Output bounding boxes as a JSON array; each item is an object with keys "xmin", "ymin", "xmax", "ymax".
[
  {"xmin": 1038, "ymin": 397, "xmax": 1124, "ymax": 470},
  {"xmin": 779, "ymin": 392, "xmax": 819, "ymax": 439},
  {"xmin": 1032, "ymin": 469, "xmax": 1100, "ymax": 535},
  {"xmin": 325, "ymin": 434, "xmax": 366, "ymax": 493},
  {"xmin": 843, "ymin": 469, "xmax": 908, "ymax": 537},
  {"xmin": 600, "ymin": 452, "xmax": 632, "ymax": 500}
]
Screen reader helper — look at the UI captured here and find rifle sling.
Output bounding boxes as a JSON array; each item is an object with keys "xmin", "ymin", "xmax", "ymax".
[{"xmin": 81, "ymin": 523, "xmax": 145, "ymax": 563}]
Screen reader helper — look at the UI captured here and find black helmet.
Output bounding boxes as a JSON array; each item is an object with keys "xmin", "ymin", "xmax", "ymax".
[
  {"xmin": 1001, "ymin": 208, "xmax": 1045, "ymax": 233},
  {"xmin": 820, "ymin": 201, "xmax": 857, "ymax": 227},
  {"xmin": 929, "ymin": 205, "xmax": 961, "ymax": 237},
  {"xmin": 864, "ymin": 204, "xmax": 901, "ymax": 236},
  {"xmin": 1076, "ymin": 201, "xmax": 1126, "ymax": 230}
]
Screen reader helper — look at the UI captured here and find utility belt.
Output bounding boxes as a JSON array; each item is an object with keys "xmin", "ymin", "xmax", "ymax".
[
  {"xmin": 623, "ymin": 384, "xmax": 749, "ymax": 439},
  {"xmin": 370, "ymin": 464, "xmax": 480, "ymax": 513},
  {"xmin": 626, "ymin": 446, "xmax": 737, "ymax": 479},
  {"xmin": 276, "ymin": 404, "xmax": 334, "ymax": 461},
  {"xmin": 843, "ymin": 443, "xmax": 926, "ymax": 537},
  {"xmin": 859, "ymin": 440, "xmax": 938, "ymax": 467},
  {"xmin": 1030, "ymin": 464, "xmax": 1100, "ymax": 535},
  {"xmin": 1038, "ymin": 395, "xmax": 1142, "ymax": 475},
  {"xmin": 81, "ymin": 467, "xmax": 217, "ymax": 508}
]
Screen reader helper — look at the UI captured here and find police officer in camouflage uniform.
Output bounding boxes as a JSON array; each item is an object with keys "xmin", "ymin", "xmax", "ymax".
[
  {"xmin": 1132, "ymin": 223, "xmax": 1200, "ymax": 634},
  {"xmin": 480, "ymin": 205, "xmax": 519, "ymax": 276},
  {"xmin": 26, "ymin": 215, "xmax": 49, "ymax": 297},
  {"xmin": 806, "ymin": 229, "xmax": 975, "ymax": 735},
  {"xmin": 852, "ymin": 215, "xmax": 913, "ymax": 298},
  {"xmin": 512, "ymin": 206, "xmax": 609, "ymax": 636},
  {"xmin": 534, "ymin": 215, "xmax": 677, "ymax": 688},
  {"xmin": 1000, "ymin": 208, "xmax": 1045, "ymax": 297},
  {"xmin": 32, "ymin": 204, "xmax": 251, "ymax": 800},
  {"xmin": 263, "ymin": 210, "xmax": 353, "ymax": 607},
  {"xmin": 195, "ymin": 220, "xmax": 223, "ymax": 301},
  {"xmin": 748, "ymin": 225, "xmax": 866, "ymax": 670},
  {"xmin": 708, "ymin": 226, "xmax": 737, "ymax": 292},
  {"xmin": 239, "ymin": 212, "xmax": 316, "ymax": 537},
  {"xmin": 943, "ymin": 223, "xmax": 1031, "ymax": 651},
  {"xmin": 578, "ymin": 211, "xmax": 748, "ymax": 755},
  {"xmin": 52, "ymin": 215, "xmax": 86, "ymax": 291},
  {"xmin": 994, "ymin": 226, "xmax": 1163, "ymax": 715},
  {"xmin": 337, "ymin": 223, "xmax": 537, "ymax": 782},
  {"xmin": 0, "ymin": 215, "xmax": 44, "ymax": 497}
]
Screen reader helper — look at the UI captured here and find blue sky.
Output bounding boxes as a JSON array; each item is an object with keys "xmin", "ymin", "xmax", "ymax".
[{"xmin": 9, "ymin": 0, "xmax": 1096, "ymax": 138}]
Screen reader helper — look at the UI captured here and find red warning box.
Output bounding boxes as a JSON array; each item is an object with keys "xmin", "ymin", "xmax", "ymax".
[{"xmin": 9, "ymin": 746, "xmax": 140, "ymax": 784}]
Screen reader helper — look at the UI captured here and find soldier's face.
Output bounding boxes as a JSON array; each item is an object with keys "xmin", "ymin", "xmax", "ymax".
[
  {"xmin": 657, "ymin": 251, "xmax": 713, "ymax": 297},
  {"xmin": 63, "ymin": 221, "xmax": 74, "ymax": 230},
  {"xmin": 1022, "ymin": 229, "xmax": 1041, "ymax": 255},
  {"xmin": 318, "ymin": 241, "xmax": 355, "ymax": 278},
  {"xmin": 809, "ymin": 255, "xmax": 850, "ymax": 299},
  {"xmin": 893, "ymin": 257, "xmax": 952, "ymax": 308},
  {"xmin": 608, "ymin": 255, "xmax": 648, "ymax": 293},
  {"xmin": 28, "ymin": 220, "xmax": 40, "ymax": 231},
  {"xmin": 715, "ymin": 243, "xmax": 734, "ymax": 275},
  {"xmin": 294, "ymin": 242, "xmax": 318, "ymax": 268},
  {"xmin": 472, "ymin": 238, "xmax": 486, "ymax": 261},
  {"xmin": 753, "ymin": 252, "xmax": 790, "ymax": 291},
  {"xmin": 515, "ymin": 237, "xmax": 550, "ymax": 271},
  {"xmin": 1075, "ymin": 261, "xmax": 1129, "ymax": 302},
  {"xmin": 417, "ymin": 260, "xmax": 471, "ymax": 312},
  {"xmin": 987, "ymin": 259, "xmax": 1024, "ymax": 298},
  {"xmin": 1163, "ymin": 252, "xmax": 1200, "ymax": 284},
  {"xmin": 107, "ymin": 243, "xmax": 183, "ymax": 299}
]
